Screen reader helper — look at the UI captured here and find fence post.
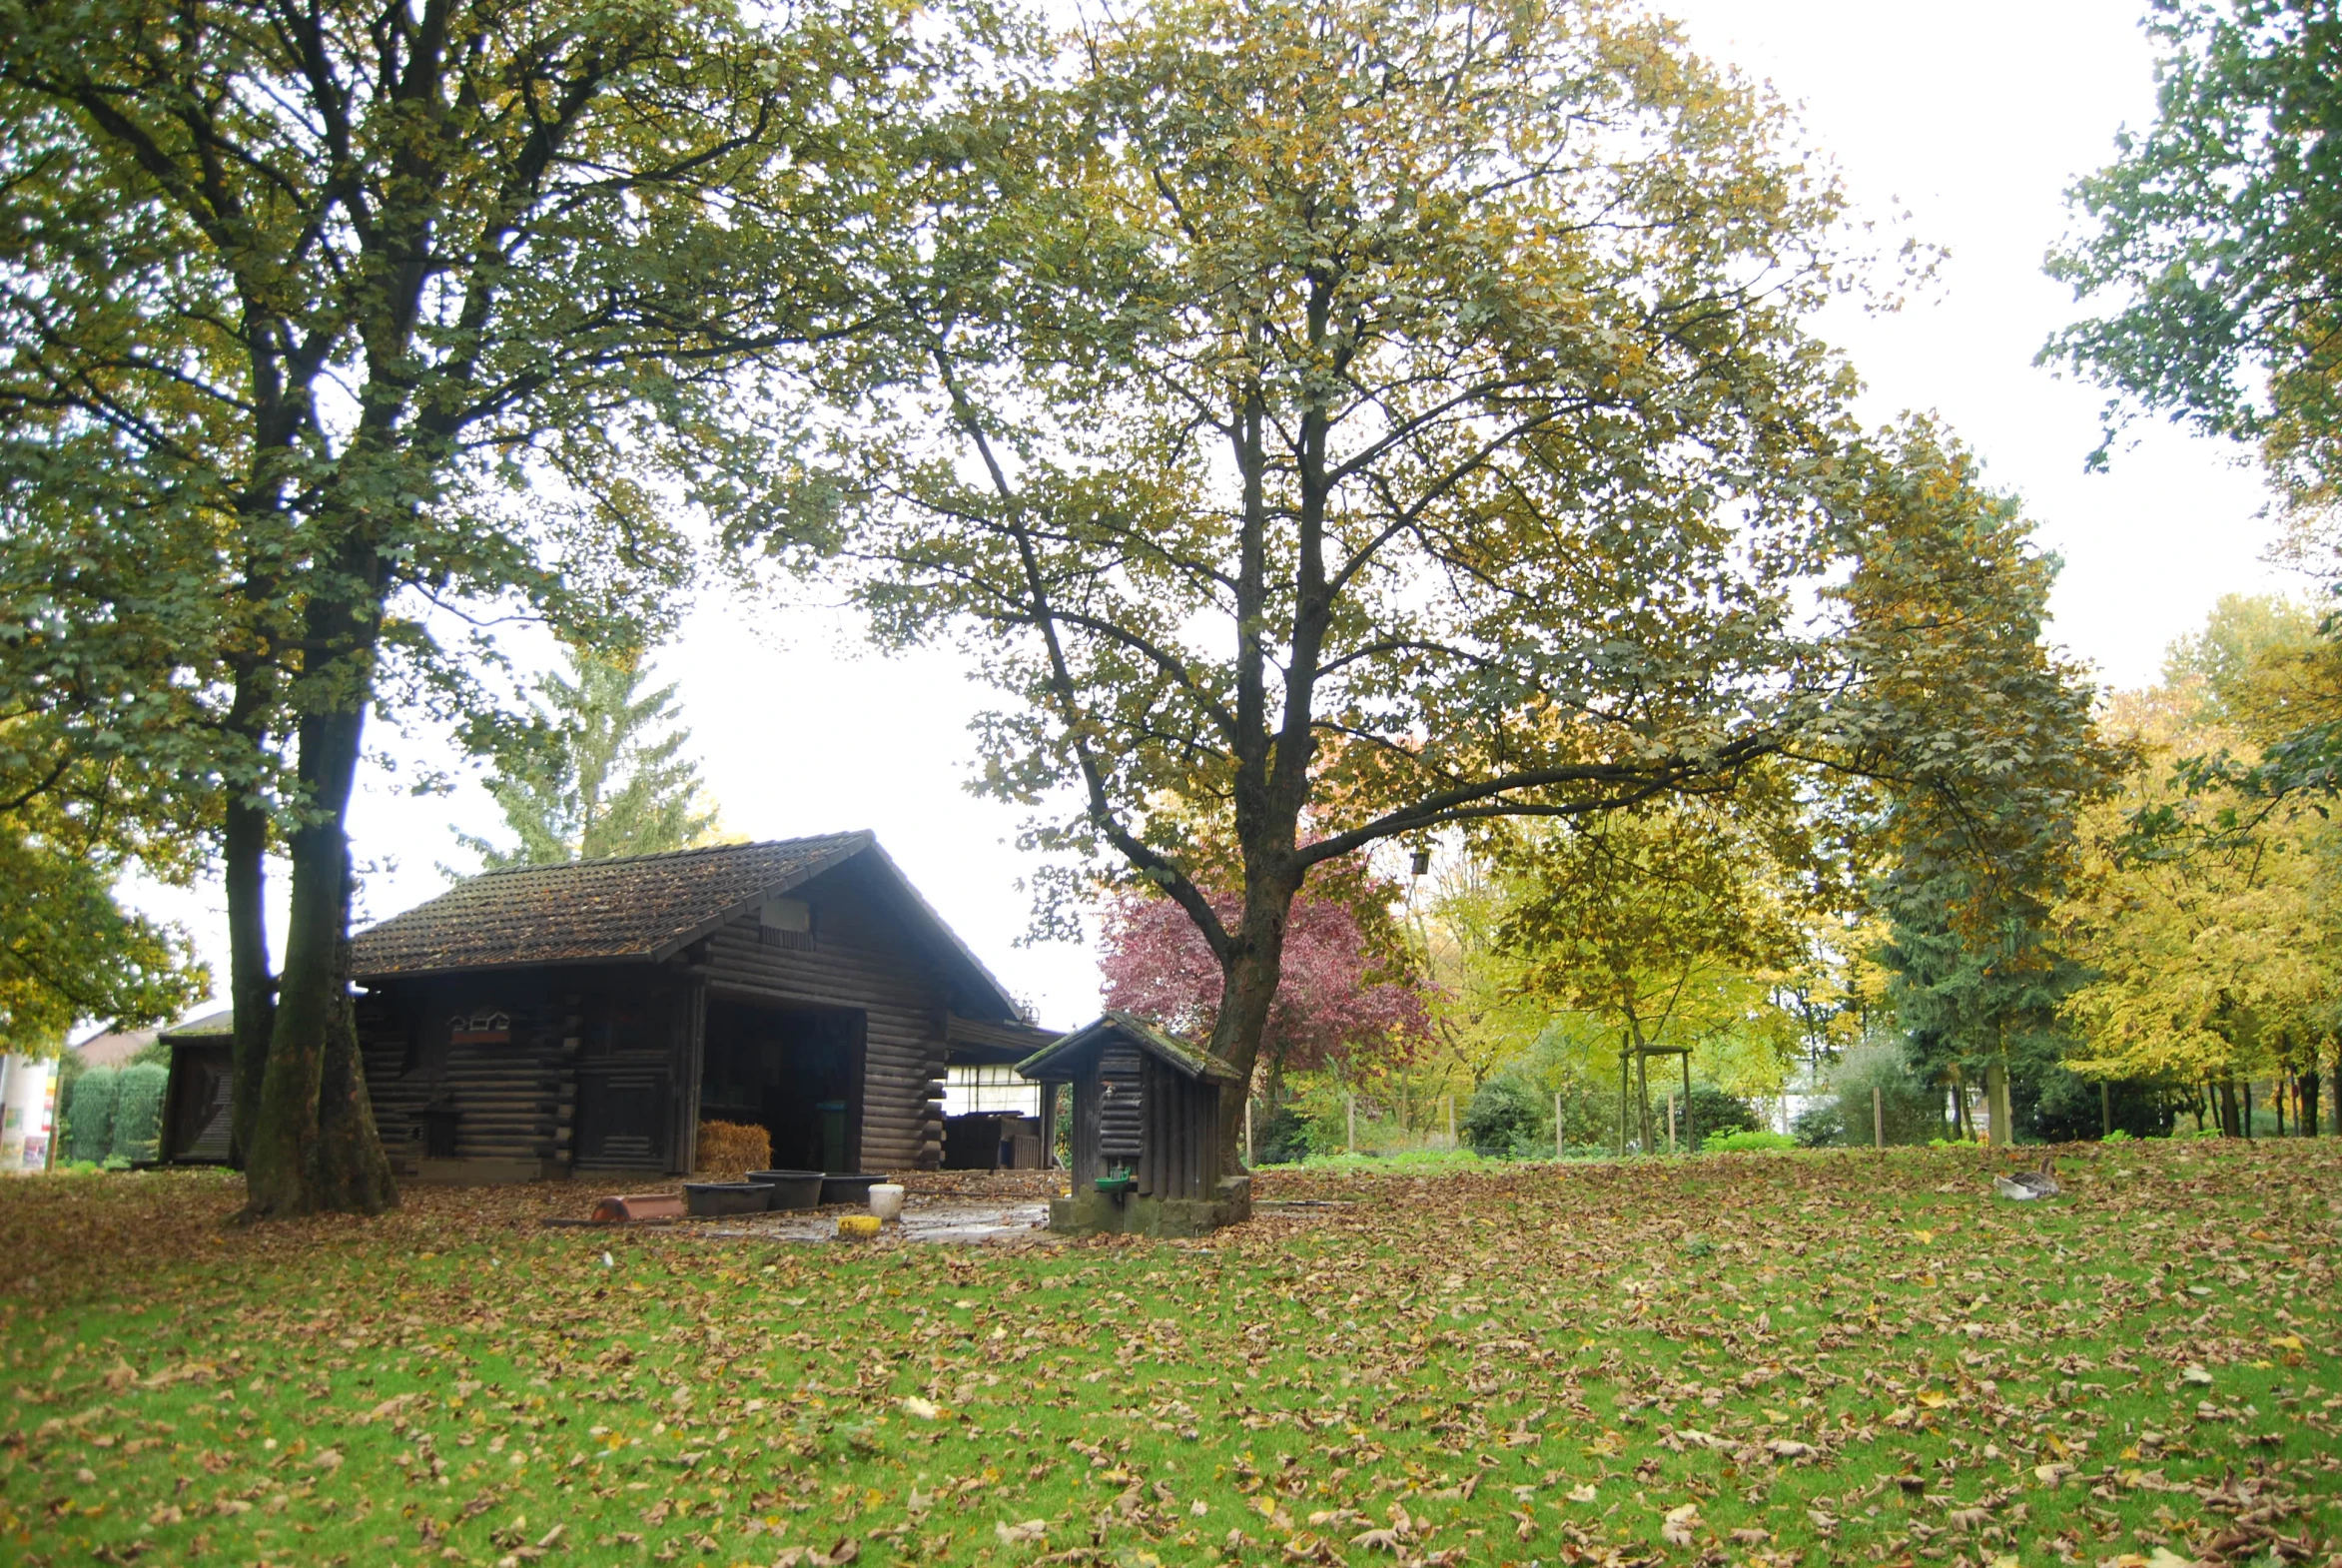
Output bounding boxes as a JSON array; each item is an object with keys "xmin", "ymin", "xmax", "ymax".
[
  {"xmin": 1346, "ymin": 1095, "xmax": 1356, "ymax": 1154},
  {"xmin": 1682, "ymin": 1054, "xmax": 1694, "ymax": 1153},
  {"xmin": 1556, "ymin": 1093, "xmax": 1565, "ymax": 1161},
  {"xmin": 1666, "ymin": 1093, "xmax": 1677, "ymax": 1154},
  {"xmin": 1873, "ymin": 1085, "xmax": 1885, "ymax": 1151},
  {"xmin": 1244, "ymin": 1098, "xmax": 1254, "ymax": 1167}
]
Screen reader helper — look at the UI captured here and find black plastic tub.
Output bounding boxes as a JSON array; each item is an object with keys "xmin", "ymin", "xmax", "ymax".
[
  {"xmin": 684, "ymin": 1181, "xmax": 771, "ymax": 1217},
  {"xmin": 745, "ymin": 1170, "xmax": 826, "ymax": 1210},
  {"xmin": 819, "ymin": 1173, "xmax": 884, "ymax": 1206}
]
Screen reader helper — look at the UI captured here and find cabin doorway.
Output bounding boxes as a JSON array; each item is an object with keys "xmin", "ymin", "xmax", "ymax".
[{"xmin": 698, "ymin": 998, "xmax": 866, "ymax": 1173}]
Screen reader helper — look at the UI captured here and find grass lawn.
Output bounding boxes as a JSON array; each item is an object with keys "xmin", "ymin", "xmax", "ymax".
[{"xmin": 3, "ymin": 1141, "xmax": 2338, "ymax": 1568}]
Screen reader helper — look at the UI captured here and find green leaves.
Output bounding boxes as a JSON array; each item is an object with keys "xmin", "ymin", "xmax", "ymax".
[
  {"xmin": 2046, "ymin": 0, "xmax": 2342, "ymax": 517},
  {"xmin": 777, "ymin": 0, "xmax": 2007, "ymax": 1099},
  {"xmin": 455, "ymin": 640, "xmax": 726, "ymax": 870},
  {"xmin": 0, "ymin": 820, "xmax": 209, "ymax": 1051}
]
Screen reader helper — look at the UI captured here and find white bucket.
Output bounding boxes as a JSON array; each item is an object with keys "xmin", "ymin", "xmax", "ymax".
[{"xmin": 867, "ymin": 1182, "xmax": 906, "ymax": 1222}]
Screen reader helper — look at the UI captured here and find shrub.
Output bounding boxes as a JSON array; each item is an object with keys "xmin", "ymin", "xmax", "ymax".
[
  {"xmin": 1252, "ymin": 1105, "xmax": 1314, "ymax": 1166},
  {"xmin": 1682, "ymin": 1084, "xmax": 1760, "ymax": 1145},
  {"xmin": 1792, "ymin": 1102, "xmax": 1845, "ymax": 1148},
  {"xmin": 1831, "ymin": 1042, "xmax": 1941, "ymax": 1146},
  {"xmin": 65, "ymin": 1067, "xmax": 119, "ymax": 1166},
  {"xmin": 110, "ymin": 1063, "xmax": 170, "ymax": 1167},
  {"xmin": 1461, "ymin": 1080, "xmax": 1540, "ymax": 1156},
  {"xmin": 1704, "ymin": 1129, "xmax": 1796, "ymax": 1153},
  {"xmin": 692, "ymin": 1119, "xmax": 771, "ymax": 1179},
  {"xmin": 1552, "ymin": 1078, "xmax": 1626, "ymax": 1150}
]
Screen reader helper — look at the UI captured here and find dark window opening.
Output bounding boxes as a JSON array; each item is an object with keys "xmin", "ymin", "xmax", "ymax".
[{"xmin": 699, "ymin": 998, "xmax": 864, "ymax": 1173}]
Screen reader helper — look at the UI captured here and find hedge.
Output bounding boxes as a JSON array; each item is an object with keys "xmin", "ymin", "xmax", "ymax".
[
  {"xmin": 111, "ymin": 1062, "xmax": 169, "ymax": 1166},
  {"xmin": 65, "ymin": 1067, "xmax": 119, "ymax": 1165}
]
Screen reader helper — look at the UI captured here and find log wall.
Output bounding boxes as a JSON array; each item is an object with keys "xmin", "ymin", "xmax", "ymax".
[
  {"xmin": 358, "ymin": 973, "xmax": 584, "ymax": 1173},
  {"xmin": 1136, "ymin": 1055, "xmax": 1216, "ymax": 1200}
]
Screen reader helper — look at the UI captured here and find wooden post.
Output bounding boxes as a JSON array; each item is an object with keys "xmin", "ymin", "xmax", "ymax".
[
  {"xmin": 1666, "ymin": 1093, "xmax": 1676, "ymax": 1154},
  {"xmin": 1635, "ymin": 1049, "xmax": 1651, "ymax": 1153},
  {"xmin": 2100, "ymin": 1080, "xmax": 2110, "ymax": 1139},
  {"xmin": 1244, "ymin": 1098, "xmax": 1253, "ymax": 1167},
  {"xmin": 1872, "ymin": 1085, "xmax": 1885, "ymax": 1150},
  {"xmin": 1618, "ymin": 1039, "xmax": 1630, "ymax": 1158},
  {"xmin": 1682, "ymin": 1053, "xmax": 1694, "ymax": 1153},
  {"xmin": 1346, "ymin": 1094, "xmax": 1356, "ymax": 1154},
  {"xmin": 1556, "ymin": 1093, "xmax": 1565, "ymax": 1161}
]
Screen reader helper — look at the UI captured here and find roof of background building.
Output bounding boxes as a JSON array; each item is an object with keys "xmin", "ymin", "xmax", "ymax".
[{"xmin": 68, "ymin": 1028, "xmax": 157, "ymax": 1068}]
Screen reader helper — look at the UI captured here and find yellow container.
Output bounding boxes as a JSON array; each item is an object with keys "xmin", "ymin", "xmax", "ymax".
[{"xmin": 837, "ymin": 1213, "xmax": 883, "ymax": 1240}]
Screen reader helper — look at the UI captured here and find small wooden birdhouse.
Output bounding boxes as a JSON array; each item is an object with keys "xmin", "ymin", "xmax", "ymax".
[{"xmin": 1019, "ymin": 1012, "xmax": 1251, "ymax": 1236}]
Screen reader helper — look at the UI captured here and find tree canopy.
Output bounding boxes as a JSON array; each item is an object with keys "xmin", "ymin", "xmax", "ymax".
[
  {"xmin": 2047, "ymin": 0, "xmax": 2342, "ymax": 517},
  {"xmin": 750, "ymin": 0, "xmax": 2081, "ymax": 1169},
  {"xmin": 1099, "ymin": 880, "xmax": 1430, "ymax": 1096},
  {"xmin": 0, "ymin": 0, "xmax": 952, "ymax": 1211}
]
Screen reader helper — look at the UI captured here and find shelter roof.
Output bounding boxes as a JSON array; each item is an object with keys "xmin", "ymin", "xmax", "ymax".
[
  {"xmin": 1017, "ymin": 1011, "xmax": 1242, "ymax": 1085},
  {"xmin": 159, "ymin": 1009, "xmax": 234, "ymax": 1043}
]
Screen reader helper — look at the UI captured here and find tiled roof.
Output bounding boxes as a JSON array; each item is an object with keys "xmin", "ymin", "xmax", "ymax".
[{"xmin": 351, "ymin": 833, "xmax": 873, "ymax": 980}]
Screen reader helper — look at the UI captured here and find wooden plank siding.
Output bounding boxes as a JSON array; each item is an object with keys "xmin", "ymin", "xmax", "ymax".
[
  {"xmin": 691, "ymin": 863, "xmax": 949, "ymax": 1173},
  {"xmin": 1137, "ymin": 1054, "xmax": 1216, "ymax": 1200}
]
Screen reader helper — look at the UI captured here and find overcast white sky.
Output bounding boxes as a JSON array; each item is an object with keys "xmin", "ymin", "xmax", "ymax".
[{"xmin": 123, "ymin": 0, "xmax": 2297, "ymax": 1038}]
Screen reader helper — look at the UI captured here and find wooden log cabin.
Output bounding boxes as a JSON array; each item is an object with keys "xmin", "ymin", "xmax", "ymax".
[
  {"xmin": 1018, "ymin": 1012, "xmax": 1252, "ymax": 1235},
  {"xmin": 345, "ymin": 832, "xmax": 1053, "ymax": 1182}
]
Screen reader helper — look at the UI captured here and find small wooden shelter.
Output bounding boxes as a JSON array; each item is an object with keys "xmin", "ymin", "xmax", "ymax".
[
  {"xmin": 159, "ymin": 1009, "xmax": 235, "ymax": 1164},
  {"xmin": 1018, "ymin": 1012, "xmax": 1250, "ymax": 1235}
]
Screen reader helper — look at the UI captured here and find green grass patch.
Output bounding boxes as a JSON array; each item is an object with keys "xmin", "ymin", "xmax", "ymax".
[{"xmin": 2, "ymin": 1143, "xmax": 2338, "ymax": 1568}]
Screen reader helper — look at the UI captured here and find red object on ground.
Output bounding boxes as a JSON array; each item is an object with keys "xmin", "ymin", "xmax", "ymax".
[{"xmin": 589, "ymin": 1192, "xmax": 686, "ymax": 1222}]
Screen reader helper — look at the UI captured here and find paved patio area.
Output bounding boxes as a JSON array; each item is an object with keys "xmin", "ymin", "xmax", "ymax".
[{"xmin": 694, "ymin": 1193, "xmax": 1057, "ymax": 1245}]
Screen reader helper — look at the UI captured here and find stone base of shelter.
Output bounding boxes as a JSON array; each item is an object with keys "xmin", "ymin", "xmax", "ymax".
[{"xmin": 1049, "ymin": 1176, "xmax": 1251, "ymax": 1237}]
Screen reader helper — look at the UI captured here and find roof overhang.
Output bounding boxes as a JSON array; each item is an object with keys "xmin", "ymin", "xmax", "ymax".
[{"xmin": 946, "ymin": 1014, "xmax": 1061, "ymax": 1066}]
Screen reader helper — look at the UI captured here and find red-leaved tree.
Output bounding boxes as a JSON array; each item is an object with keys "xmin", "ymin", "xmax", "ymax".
[{"xmin": 1100, "ymin": 888, "xmax": 1431, "ymax": 1102}]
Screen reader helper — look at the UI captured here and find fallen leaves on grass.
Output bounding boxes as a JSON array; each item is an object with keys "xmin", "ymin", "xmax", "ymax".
[{"xmin": 3, "ymin": 1143, "xmax": 2338, "ymax": 1568}]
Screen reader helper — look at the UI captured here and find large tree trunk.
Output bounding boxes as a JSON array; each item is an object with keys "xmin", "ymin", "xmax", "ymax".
[
  {"xmin": 1207, "ymin": 880, "xmax": 1296, "ymax": 1176},
  {"xmin": 1983, "ymin": 1058, "xmax": 2010, "ymax": 1146},
  {"xmin": 243, "ymin": 541, "xmax": 397, "ymax": 1218},
  {"xmin": 224, "ymin": 792, "xmax": 274, "ymax": 1170}
]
